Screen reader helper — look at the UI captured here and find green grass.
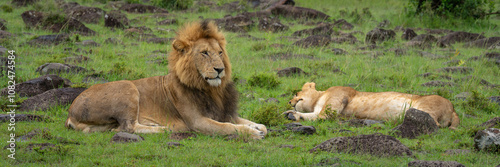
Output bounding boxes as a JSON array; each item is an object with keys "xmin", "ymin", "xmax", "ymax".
[{"xmin": 1, "ymin": 0, "xmax": 499, "ymax": 166}]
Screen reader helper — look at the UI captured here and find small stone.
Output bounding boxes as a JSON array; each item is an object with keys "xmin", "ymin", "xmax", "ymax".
[
  {"xmin": 291, "ymin": 126, "xmax": 316, "ymax": 135},
  {"xmin": 408, "ymin": 160, "xmax": 465, "ymax": 167},
  {"xmin": 474, "ymin": 128, "xmax": 500, "ymax": 153}
]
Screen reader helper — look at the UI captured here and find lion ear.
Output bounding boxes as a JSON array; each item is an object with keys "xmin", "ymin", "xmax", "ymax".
[
  {"xmin": 302, "ymin": 82, "xmax": 315, "ymax": 90},
  {"xmin": 172, "ymin": 40, "xmax": 187, "ymax": 53}
]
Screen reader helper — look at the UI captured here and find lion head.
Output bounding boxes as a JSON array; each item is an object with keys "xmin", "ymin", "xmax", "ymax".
[
  {"xmin": 168, "ymin": 21, "xmax": 232, "ymax": 90},
  {"xmin": 289, "ymin": 82, "xmax": 319, "ymax": 112}
]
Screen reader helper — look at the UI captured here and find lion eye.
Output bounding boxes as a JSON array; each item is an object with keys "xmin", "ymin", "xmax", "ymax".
[{"xmin": 201, "ymin": 51, "xmax": 208, "ymax": 56}]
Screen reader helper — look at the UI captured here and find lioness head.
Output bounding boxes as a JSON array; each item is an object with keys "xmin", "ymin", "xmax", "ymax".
[
  {"xmin": 169, "ymin": 21, "xmax": 232, "ymax": 89},
  {"xmin": 289, "ymin": 82, "xmax": 318, "ymax": 112}
]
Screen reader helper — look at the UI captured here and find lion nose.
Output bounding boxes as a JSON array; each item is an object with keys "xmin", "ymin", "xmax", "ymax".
[{"xmin": 214, "ymin": 67, "xmax": 224, "ymax": 74}]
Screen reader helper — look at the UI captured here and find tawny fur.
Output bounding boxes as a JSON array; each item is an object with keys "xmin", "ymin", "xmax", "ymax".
[
  {"xmin": 285, "ymin": 82, "xmax": 459, "ymax": 129},
  {"xmin": 66, "ymin": 21, "xmax": 266, "ymax": 139}
]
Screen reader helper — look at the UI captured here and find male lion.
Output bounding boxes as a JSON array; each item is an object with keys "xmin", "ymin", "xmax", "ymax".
[
  {"xmin": 65, "ymin": 21, "xmax": 267, "ymax": 139},
  {"xmin": 284, "ymin": 82, "xmax": 459, "ymax": 129}
]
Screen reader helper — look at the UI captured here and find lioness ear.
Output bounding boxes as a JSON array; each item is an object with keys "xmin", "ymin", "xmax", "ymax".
[{"xmin": 172, "ymin": 40, "xmax": 187, "ymax": 53}]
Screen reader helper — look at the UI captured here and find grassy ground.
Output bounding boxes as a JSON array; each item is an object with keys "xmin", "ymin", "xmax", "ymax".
[{"xmin": 1, "ymin": 0, "xmax": 499, "ymax": 166}]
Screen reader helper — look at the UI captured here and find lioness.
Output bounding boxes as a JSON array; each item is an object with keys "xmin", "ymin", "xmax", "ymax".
[
  {"xmin": 284, "ymin": 82, "xmax": 459, "ymax": 129},
  {"xmin": 65, "ymin": 21, "xmax": 267, "ymax": 139}
]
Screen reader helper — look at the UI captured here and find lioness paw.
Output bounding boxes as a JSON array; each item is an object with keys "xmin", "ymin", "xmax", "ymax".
[
  {"xmin": 247, "ymin": 124, "xmax": 268, "ymax": 135},
  {"xmin": 283, "ymin": 110, "xmax": 301, "ymax": 121}
]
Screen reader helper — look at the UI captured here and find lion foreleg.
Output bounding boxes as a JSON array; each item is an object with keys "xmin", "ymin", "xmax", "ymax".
[{"xmin": 191, "ymin": 117, "xmax": 265, "ymax": 139}]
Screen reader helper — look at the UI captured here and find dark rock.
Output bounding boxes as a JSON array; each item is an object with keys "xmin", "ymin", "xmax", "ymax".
[
  {"xmin": 479, "ymin": 117, "xmax": 500, "ymax": 129},
  {"xmin": 0, "ymin": 74, "xmax": 72, "ymax": 97},
  {"xmin": 44, "ymin": 18, "xmax": 96, "ymax": 36},
  {"xmin": 421, "ymin": 80, "xmax": 455, "ymax": 87},
  {"xmin": 333, "ymin": 19, "xmax": 353, "ymax": 30},
  {"xmin": 437, "ymin": 31, "xmax": 486, "ymax": 47},
  {"xmin": 465, "ymin": 37, "xmax": 500, "ymax": 49},
  {"xmin": 331, "ymin": 33, "xmax": 358, "ymax": 44},
  {"xmin": 393, "ymin": 108, "xmax": 438, "ymax": 139},
  {"xmin": 111, "ymin": 132, "xmax": 144, "ymax": 143},
  {"xmin": 35, "ymin": 63, "xmax": 88, "ymax": 75},
  {"xmin": 28, "ymin": 34, "xmax": 70, "ymax": 46},
  {"xmin": 437, "ymin": 67, "xmax": 473, "ymax": 74},
  {"xmin": 270, "ymin": 5, "xmax": 330, "ymax": 20},
  {"xmin": 291, "ymin": 126, "xmax": 316, "ymax": 135},
  {"xmin": 19, "ymin": 88, "xmax": 87, "ymax": 112},
  {"xmin": 484, "ymin": 52, "xmax": 500, "ymax": 59},
  {"xmin": 444, "ymin": 149, "xmax": 471, "ymax": 155},
  {"xmin": 104, "ymin": 10, "xmax": 129, "ymax": 29},
  {"xmin": 293, "ymin": 35, "xmax": 330, "ymax": 48},
  {"xmin": 146, "ymin": 37, "xmax": 173, "ymax": 44},
  {"xmin": 284, "ymin": 122, "xmax": 303, "ymax": 129},
  {"xmin": 75, "ymin": 40, "xmax": 100, "ymax": 47},
  {"xmin": 157, "ymin": 19, "xmax": 177, "ymax": 25},
  {"xmin": 0, "ymin": 114, "xmax": 45, "ymax": 122},
  {"xmin": 365, "ymin": 28, "xmax": 396, "ymax": 44},
  {"xmin": 408, "ymin": 160, "xmax": 465, "ymax": 167},
  {"xmin": 25, "ymin": 143, "xmax": 56, "ymax": 152},
  {"xmin": 65, "ymin": 5, "xmax": 105, "ymax": 24},
  {"xmin": 258, "ymin": 17, "xmax": 289, "ymax": 33},
  {"xmin": 213, "ymin": 15, "xmax": 254, "ymax": 33},
  {"xmin": 378, "ymin": 19, "xmax": 390, "ymax": 28},
  {"xmin": 21, "ymin": 10, "xmax": 44, "ymax": 28},
  {"xmin": 332, "ymin": 48, "xmax": 347, "ymax": 55},
  {"xmin": 347, "ymin": 119, "xmax": 384, "ymax": 127},
  {"xmin": 11, "ymin": 0, "xmax": 39, "ymax": 6},
  {"xmin": 120, "ymin": 4, "xmax": 168, "ymax": 13},
  {"xmin": 310, "ymin": 133, "xmax": 413, "ymax": 157},
  {"xmin": 169, "ymin": 132, "xmax": 197, "ymax": 140},
  {"xmin": 277, "ymin": 67, "xmax": 307, "ymax": 77},
  {"xmin": 402, "ymin": 28, "xmax": 417, "ymax": 40},
  {"xmin": 474, "ymin": 128, "xmax": 500, "ymax": 153}
]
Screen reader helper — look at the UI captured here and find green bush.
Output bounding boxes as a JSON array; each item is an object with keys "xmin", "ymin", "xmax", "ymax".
[
  {"xmin": 1, "ymin": 5, "xmax": 13, "ymax": 13},
  {"xmin": 406, "ymin": 0, "xmax": 496, "ymax": 19},
  {"xmin": 152, "ymin": 0, "xmax": 193, "ymax": 10},
  {"xmin": 251, "ymin": 104, "xmax": 288, "ymax": 126},
  {"xmin": 248, "ymin": 73, "xmax": 281, "ymax": 89},
  {"xmin": 460, "ymin": 91, "xmax": 497, "ymax": 115}
]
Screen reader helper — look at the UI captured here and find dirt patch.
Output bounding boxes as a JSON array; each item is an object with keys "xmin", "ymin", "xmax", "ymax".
[
  {"xmin": 27, "ymin": 34, "xmax": 71, "ymax": 46},
  {"xmin": 65, "ymin": 4, "xmax": 105, "ymax": 24},
  {"xmin": 365, "ymin": 28, "xmax": 396, "ymax": 44},
  {"xmin": 347, "ymin": 119, "xmax": 384, "ymax": 127},
  {"xmin": 35, "ymin": 63, "xmax": 88, "ymax": 75},
  {"xmin": 277, "ymin": 67, "xmax": 307, "ymax": 77},
  {"xmin": 25, "ymin": 143, "xmax": 56, "ymax": 152},
  {"xmin": 0, "ymin": 74, "xmax": 71, "ymax": 97},
  {"xmin": 105, "ymin": 10, "xmax": 129, "ymax": 29},
  {"xmin": 294, "ymin": 35, "xmax": 331, "ymax": 48},
  {"xmin": 437, "ymin": 31, "xmax": 486, "ymax": 47},
  {"xmin": 21, "ymin": 10, "xmax": 44, "ymax": 28},
  {"xmin": 270, "ymin": 5, "xmax": 330, "ymax": 20},
  {"xmin": 111, "ymin": 132, "xmax": 144, "ymax": 143},
  {"xmin": 258, "ymin": 17, "xmax": 289, "ymax": 33},
  {"xmin": 393, "ymin": 108, "xmax": 438, "ymax": 139},
  {"xmin": 120, "ymin": 4, "xmax": 168, "ymax": 13},
  {"xmin": 401, "ymin": 28, "xmax": 417, "ymax": 40},
  {"xmin": 0, "ymin": 30, "xmax": 14, "ymax": 39},
  {"xmin": 19, "ymin": 87, "xmax": 87, "ymax": 112},
  {"xmin": 310, "ymin": 133, "xmax": 413, "ymax": 157}
]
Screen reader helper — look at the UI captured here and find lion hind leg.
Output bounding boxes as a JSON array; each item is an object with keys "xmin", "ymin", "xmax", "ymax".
[{"xmin": 132, "ymin": 123, "xmax": 170, "ymax": 133}]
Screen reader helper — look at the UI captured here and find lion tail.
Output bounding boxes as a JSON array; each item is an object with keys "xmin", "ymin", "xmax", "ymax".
[{"xmin": 449, "ymin": 107, "xmax": 460, "ymax": 130}]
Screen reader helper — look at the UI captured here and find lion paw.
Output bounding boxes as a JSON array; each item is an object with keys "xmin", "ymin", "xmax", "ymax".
[
  {"xmin": 247, "ymin": 124, "xmax": 268, "ymax": 135},
  {"xmin": 283, "ymin": 110, "xmax": 301, "ymax": 121}
]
